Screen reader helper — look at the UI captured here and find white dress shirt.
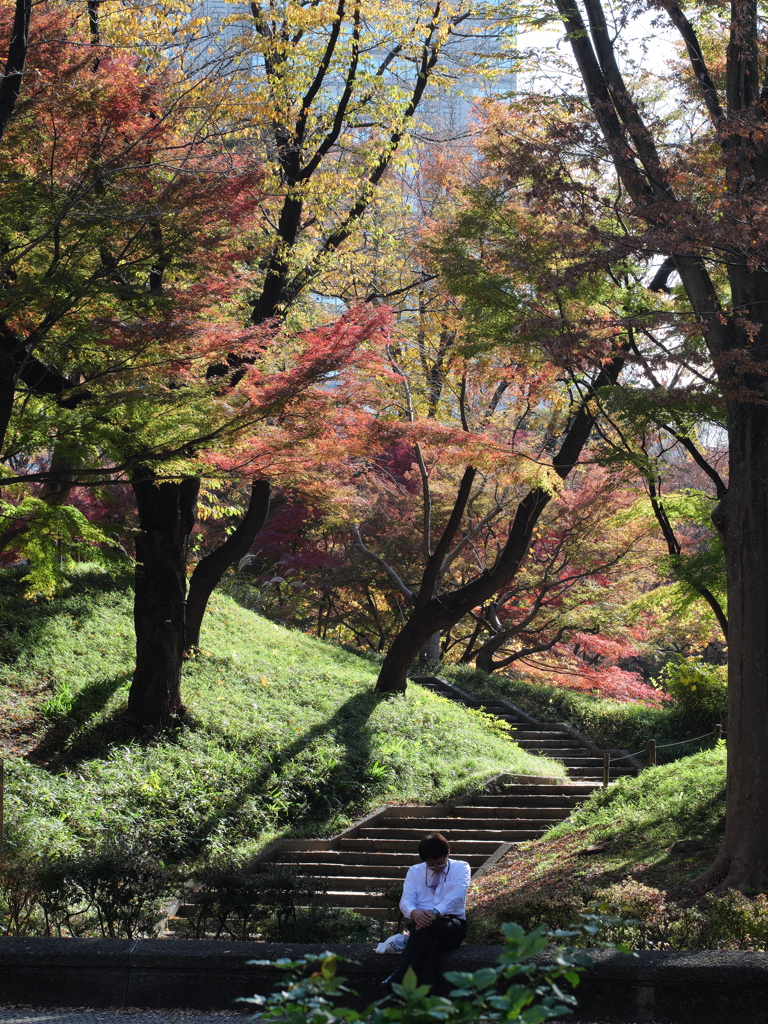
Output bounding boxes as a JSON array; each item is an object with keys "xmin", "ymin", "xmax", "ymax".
[{"xmin": 399, "ymin": 858, "xmax": 471, "ymax": 921}]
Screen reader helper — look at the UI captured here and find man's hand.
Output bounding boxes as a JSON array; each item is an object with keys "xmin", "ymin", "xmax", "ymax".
[{"xmin": 411, "ymin": 908, "xmax": 436, "ymax": 930}]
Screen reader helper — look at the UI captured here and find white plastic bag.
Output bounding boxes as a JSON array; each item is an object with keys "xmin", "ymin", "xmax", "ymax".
[{"xmin": 375, "ymin": 931, "xmax": 408, "ymax": 954}]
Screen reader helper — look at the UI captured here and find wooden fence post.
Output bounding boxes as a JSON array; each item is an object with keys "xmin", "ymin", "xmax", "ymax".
[
  {"xmin": 648, "ymin": 739, "xmax": 656, "ymax": 767},
  {"xmin": 602, "ymin": 752, "xmax": 610, "ymax": 788},
  {"xmin": 714, "ymin": 724, "xmax": 722, "ymax": 744}
]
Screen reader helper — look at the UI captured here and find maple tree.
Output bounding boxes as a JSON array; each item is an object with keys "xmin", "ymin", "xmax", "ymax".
[
  {"xmin": 0, "ymin": 1, "xmax": 401, "ymax": 727},
  {"xmin": 460, "ymin": 468, "xmax": 650, "ymax": 674},
  {"xmin": 430, "ymin": 2, "xmax": 766, "ymax": 887}
]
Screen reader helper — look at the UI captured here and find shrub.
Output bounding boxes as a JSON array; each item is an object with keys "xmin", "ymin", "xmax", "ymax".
[
  {"xmin": 244, "ymin": 922, "xmax": 592, "ymax": 1023},
  {"xmin": 0, "ymin": 855, "xmax": 40, "ymax": 935},
  {"xmin": 0, "ymin": 836, "xmax": 172, "ymax": 938},
  {"xmin": 466, "ymin": 890, "xmax": 591, "ymax": 944},
  {"xmin": 266, "ymin": 905, "xmax": 377, "ymax": 943},
  {"xmin": 655, "ymin": 658, "xmax": 728, "ymax": 733},
  {"xmin": 698, "ymin": 890, "xmax": 768, "ymax": 950},
  {"xmin": 66, "ymin": 837, "xmax": 171, "ymax": 939},
  {"xmin": 591, "ymin": 882, "xmax": 768, "ymax": 951},
  {"xmin": 190, "ymin": 862, "xmax": 320, "ymax": 941}
]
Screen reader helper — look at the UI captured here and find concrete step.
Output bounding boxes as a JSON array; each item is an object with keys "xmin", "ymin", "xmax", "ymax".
[
  {"xmin": 464, "ymin": 790, "xmax": 591, "ymax": 804},
  {"xmin": 513, "ymin": 737, "xmax": 582, "ymax": 748},
  {"xmin": 521, "ymin": 747, "xmax": 595, "ymax": 758},
  {"xmin": 557, "ymin": 757, "xmax": 604, "ymax": 766},
  {"xmin": 510, "ymin": 730, "xmax": 575, "ymax": 740},
  {"xmin": 271, "ymin": 849, "xmax": 489, "ymax": 868},
  {"xmin": 353, "ymin": 827, "xmax": 552, "ymax": 843},
  {"xmin": 312, "ymin": 891, "xmax": 393, "ymax": 908},
  {"xmin": 339, "ymin": 837, "xmax": 509, "ymax": 854},
  {"xmin": 453, "ymin": 795, "xmax": 585, "ymax": 809},
  {"xmin": 272, "ymin": 863, "xmax": 408, "ymax": 880},
  {"xmin": 379, "ymin": 808, "xmax": 571, "ymax": 825},
  {"xmin": 271, "ymin": 850, "xmax": 426, "ymax": 867},
  {"xmin": 300, "ymin": 876, "xmax": 402, "ymax": 893}
]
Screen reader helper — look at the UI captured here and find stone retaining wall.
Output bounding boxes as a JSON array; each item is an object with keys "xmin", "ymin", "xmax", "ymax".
[{"xmin": 0, "ymin": 938, "xmax": 766, "ymax": 1023}]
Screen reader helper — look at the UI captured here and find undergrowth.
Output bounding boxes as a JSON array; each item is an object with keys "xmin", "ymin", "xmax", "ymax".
[{"xmin": 468, "ymin": 747, "xmax": 728, "ymax": 947}]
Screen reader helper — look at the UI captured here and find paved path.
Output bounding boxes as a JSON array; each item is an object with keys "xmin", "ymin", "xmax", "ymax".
[
  {"xmin": 0, "ymin": 1011, "xmax": 251, "ymax": 1024},
  {"xmin": 0, "ymin": 1007, "xmax": 665, "ymax": 1024}
]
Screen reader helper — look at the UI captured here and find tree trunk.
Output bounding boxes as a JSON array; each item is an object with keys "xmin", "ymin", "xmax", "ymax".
[
  {"xmin": 185, "ymin": 480, "xmax": 271, "ymax": 650},
  {"xmin": 417, "ymin": 629, "xmax": 442, "ymax": 666},
  {"xmin": 376, "ymin": 611, "xmax": 447, "ymax": 693},
  {"xmin": 697, "ymin": 399, "xmax": 768, "ymax": 890},
  {"xmin": 128, "ymin": 469, "xmax": 199, "ymax": 729},
  {"xmin": 474, "ymin": 632, "xmax": 507, "ymax": 673}
]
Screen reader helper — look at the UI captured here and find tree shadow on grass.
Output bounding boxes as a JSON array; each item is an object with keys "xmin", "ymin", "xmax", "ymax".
[
  {"xmin": 28, "ymin": 672, "xmax": 135, "ymax": 769},
  {"xmin": 189, "ymin": 688, "xmax": 394, "ymax": 852}
]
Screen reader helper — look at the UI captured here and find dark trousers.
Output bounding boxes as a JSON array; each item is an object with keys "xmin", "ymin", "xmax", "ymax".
[{"xmin": 394, "ymin": 915, "xmax": 467, "ymax": 993}]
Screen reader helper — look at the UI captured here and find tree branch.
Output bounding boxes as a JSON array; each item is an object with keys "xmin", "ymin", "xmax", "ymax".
[
  {"xmin": 415, "ymin": 464, "xmax": 477, "ymax": 609},
  {"xmin": 0, "ymin": 0, "xmax": 31, "ymax": 145},
  {"xmin": 352, "ymin": 524, "xmax": 415, "ymax": 601}
]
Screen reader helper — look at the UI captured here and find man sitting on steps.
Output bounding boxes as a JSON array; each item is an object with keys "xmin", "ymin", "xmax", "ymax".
[{"xmin": 382, "ymin": 832, "xmax": 471, "ymax": 995}]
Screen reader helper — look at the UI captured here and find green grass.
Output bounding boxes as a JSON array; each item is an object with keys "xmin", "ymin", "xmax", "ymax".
[
  {"xmin": 547, "ymin": 744, "xmax": 726, "ymax": 850},
  {"xmin": 0, "ymin": 566, "xmax": 560, "ymax": 870},
  {"xmin": 444, "ymin": 664, "xmax": 711, "ymax": 759},
  {"xmin": 468, "ymin": 746, "xmax": 727, "ymax": 941}
]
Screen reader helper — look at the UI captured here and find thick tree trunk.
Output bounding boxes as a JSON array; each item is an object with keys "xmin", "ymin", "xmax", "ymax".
[
  {"xmin": 376, "ymin": 610, "xmax": 448, "ymax": 693},
  {"xmin": 128, "ymin": 470, "xmax": 199, "ymax": 729},
  {"xmin": 697, "ymin": 400, "xmax": 768, "ymax": 890},
  {"xmin": 185, "ymin": 480, "xmax": 271, "ymax": 650}
]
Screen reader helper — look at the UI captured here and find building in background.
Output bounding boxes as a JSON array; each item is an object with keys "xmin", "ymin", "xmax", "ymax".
[{"xmin": 192, "ymin": 0, "xmax": 517, "ymax": 137}]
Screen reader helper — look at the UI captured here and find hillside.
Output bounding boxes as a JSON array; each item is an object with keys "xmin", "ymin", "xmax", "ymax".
[
  {"xmin": 0, "ymin": 567, "xmax": 559, "ymax": 870},
  {"xmin": 468, "ymin": 746, "xmax": 728, "ymax": 943}
]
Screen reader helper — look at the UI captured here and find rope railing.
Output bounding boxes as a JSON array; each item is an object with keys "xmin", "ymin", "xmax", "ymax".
[{"xmin": 600, "ymin": 724, "xmax": 724, "ymax": 788}]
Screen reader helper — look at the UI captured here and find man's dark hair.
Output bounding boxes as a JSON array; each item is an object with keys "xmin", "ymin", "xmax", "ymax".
[{"xmin": 418, "ymin": 832, "xmax": 450, "ymax": 861}]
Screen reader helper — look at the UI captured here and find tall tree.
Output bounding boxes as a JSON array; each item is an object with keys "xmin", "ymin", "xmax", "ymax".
[
  {"xmin": 540, "ymin": 0, "xmax": 768, "ymax": 888},
  {"xmin": 0, "ymin": 2, "xmax": 395, "ymax": 726}
]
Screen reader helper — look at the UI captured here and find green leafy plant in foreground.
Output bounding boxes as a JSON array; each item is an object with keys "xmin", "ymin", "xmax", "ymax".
[{"xmin": 243, "ymin": 922, "xmax": 597, "ymax": 1024}]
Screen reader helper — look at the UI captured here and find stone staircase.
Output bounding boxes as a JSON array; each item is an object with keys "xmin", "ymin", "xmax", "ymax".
[
  {"xmin": 413, "ymin": 675, "xmax": 638, "ymax": 782},
  {"xmin": 243, "ymin": 676, "xmax": 638, "ymax": 927},
  {"xmin": 251, "ymin": 776, "xmax": 601, "ymax": 921}
]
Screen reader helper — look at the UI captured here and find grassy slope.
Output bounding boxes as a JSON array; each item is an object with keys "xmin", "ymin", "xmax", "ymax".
[
  {"xmin": 468, "ymin": 746, "xmax": 726, "ymax": 940},
  {"xmin": 0, "ymin": 567, "xmax": 560, "ymax": 870}
]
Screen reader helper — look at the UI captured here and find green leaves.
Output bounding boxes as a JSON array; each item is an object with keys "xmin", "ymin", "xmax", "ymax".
[
  {"xmin": 0, "ymin": 497, "xmax": 127, "ymax": 599},
  {"xmin": 244, "ymin": 919, "xmax": 591, "ymax": 1024}
]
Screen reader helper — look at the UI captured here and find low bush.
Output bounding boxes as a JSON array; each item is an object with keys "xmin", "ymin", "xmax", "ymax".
[
  {"xmin": 0, "ymin": 836, "xmax": 173, "ymax": 938},
  {"xmin": 189, "ymin": 863, "xmax": 320, "ymax": 941},
  {"xmin": 0, "ymin": 843, "xmax": 374, "ymax": 943},
  {"xmin": 161, "ymin": 859, "xmax": 376, "ymax": 943},
  {"xmin": 265, "ymin": 905, "xmax": 377, "ymax": 943},
  {"xmin": 594, "ymin": 882, "xmax": 768, "ymax": 952},
  {"xmin": 244, "ymin": 922, "xmax": 594, "ymax": 1023},
  {"xmin": 654, "ymin": 657, "xmax": 727, "ymax": 734}
]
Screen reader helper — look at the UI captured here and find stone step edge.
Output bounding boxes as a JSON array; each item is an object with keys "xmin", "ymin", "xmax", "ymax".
[{"xmin": 244, "ymin": 770, "xmax": 578, "ymax": 871}]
